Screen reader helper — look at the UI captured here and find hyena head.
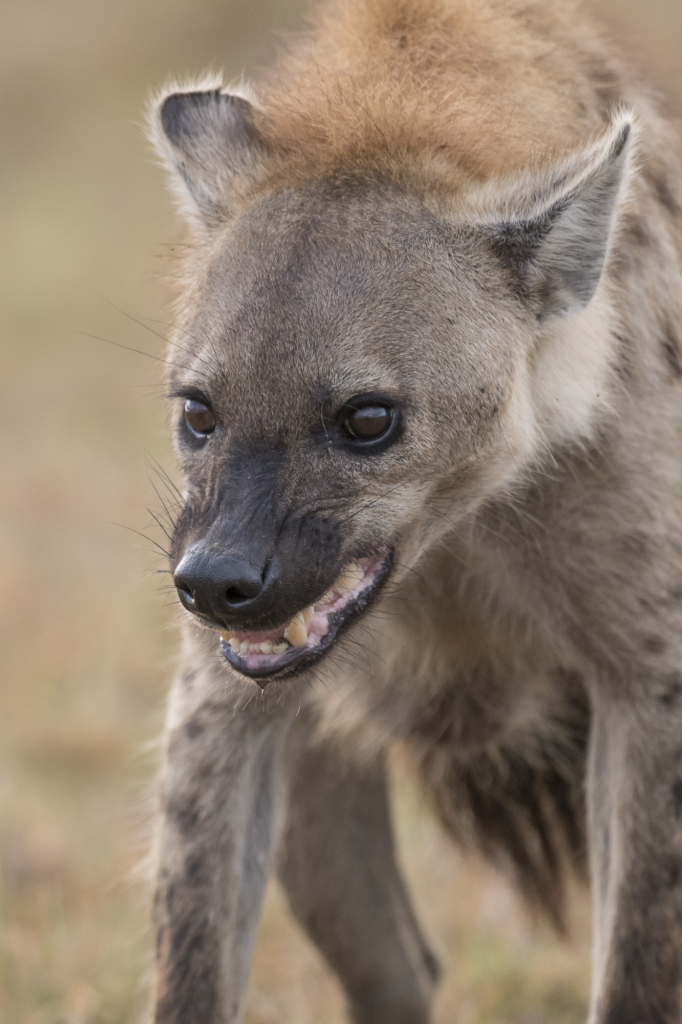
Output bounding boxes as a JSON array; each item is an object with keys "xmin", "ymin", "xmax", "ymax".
[{"xmin": 151, "ymin": 86, "xmax": 633, "ymax": 685}]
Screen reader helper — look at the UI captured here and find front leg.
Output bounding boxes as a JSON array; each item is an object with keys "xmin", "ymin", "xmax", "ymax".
[
  {"xmin": 277, "ymin": 729, "xmax": 439, "ymax": 1024},
  {"xmin": 153, "ymin": 675, "xmax": 294, "ymax": 1024},
  {"xmin": 587, "ymin": 680, "xmax": 682, "ymax": 1024}
]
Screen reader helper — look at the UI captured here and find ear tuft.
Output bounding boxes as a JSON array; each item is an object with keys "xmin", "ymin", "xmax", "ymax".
[
  {"xmin": 151, "ymin": 85, "xmax": 266, "ymax": 226},
  {"xmin": 486, "ymin": 112, "xmax": 636, "ymax": 319}
]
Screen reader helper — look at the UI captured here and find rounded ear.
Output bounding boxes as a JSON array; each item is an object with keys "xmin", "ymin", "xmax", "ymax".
[
  {"xmin": 482, "ymin": 111, "xmax": 636, "ymax": 319},
  {"xmin": 150, "ymin": 85, "xmax": 267, "ymax": 226}
]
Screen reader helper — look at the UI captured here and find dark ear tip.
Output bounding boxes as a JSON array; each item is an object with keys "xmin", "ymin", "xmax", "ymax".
[
  {"xmin": 159, "ymin": 93, "xmax": 182, "ymax": 136},
  {"xmin": 160, "ymin": 90, "xmax": 219, "ymax": 139},
  {"xmin": 160, "ymin": 90, "xmax": 256, "ymax": 146},
  {"xmin": 611, "ymin": 119, "xmax": 633, "ymax": 161}
]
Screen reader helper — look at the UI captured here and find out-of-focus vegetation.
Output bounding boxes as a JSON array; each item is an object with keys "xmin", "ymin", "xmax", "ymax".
[{"xmin": 0, "ymin": 1, "xmax": 679, "ymax": 1021}]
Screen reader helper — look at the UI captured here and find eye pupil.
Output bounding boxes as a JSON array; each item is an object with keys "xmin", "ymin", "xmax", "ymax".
[
  {"xmin": 184, "ymin": 399, "xmax": 215, "ymax": 436},
  {"xmin": 344, "ymin": 405, "xmax": 391, "ymax": 440}
]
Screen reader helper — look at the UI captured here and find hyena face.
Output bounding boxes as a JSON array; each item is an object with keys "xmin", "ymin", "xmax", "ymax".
[{"xmin": 157, "ymin": 91, "xmax": 632, "ymax": 684}]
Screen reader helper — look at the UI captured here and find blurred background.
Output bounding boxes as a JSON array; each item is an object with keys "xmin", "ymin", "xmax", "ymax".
[{"xmin": 0, "ymin": 1, "xmax": 680, "ymax": 1022}]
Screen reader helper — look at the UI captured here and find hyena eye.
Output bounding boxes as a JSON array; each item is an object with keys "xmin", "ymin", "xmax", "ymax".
[
  {"xmin": 343, "ymin": 404, "xmax": 392, "ymax": 441},
  {"xmin": 184, "ymin": 399, "xmax": 215, "ymax": 437}
]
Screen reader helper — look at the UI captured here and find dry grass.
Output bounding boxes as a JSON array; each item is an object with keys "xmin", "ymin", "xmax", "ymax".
[{"xmin": 0, "ymin": 1, "xmax": 679, "ymax": 1021}]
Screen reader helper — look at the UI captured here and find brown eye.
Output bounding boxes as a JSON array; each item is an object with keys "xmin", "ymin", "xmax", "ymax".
[
  {"xmin": 343, "ymin": 405, "xmax": 391, "ymax": 441},
  {"xmin": 184, "ymin": 399, "xmax": 215, "ymax": 436}
]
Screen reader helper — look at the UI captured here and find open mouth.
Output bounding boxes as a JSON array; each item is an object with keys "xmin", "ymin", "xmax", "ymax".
[{"xmin": 219, "ymin": 551, "xmax": 391, "ymax": 684}]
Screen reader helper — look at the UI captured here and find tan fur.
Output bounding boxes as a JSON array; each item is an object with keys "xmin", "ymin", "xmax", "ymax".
[{"xmin": 257, "ymin": 0, "xmax": 633, "ymax": 179}]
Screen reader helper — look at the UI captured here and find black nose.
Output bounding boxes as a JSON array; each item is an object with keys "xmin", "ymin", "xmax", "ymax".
[{"xmin": 174, "ymin": 546, "xmax": 269, "ymax": 622}]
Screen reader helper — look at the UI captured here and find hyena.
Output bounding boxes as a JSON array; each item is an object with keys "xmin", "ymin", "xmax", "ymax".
[{"xmin": 148, "ymin": 0, "xmax": 682, "ymax": 1020}]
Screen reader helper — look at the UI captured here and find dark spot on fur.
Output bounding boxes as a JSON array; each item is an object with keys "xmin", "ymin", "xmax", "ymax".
[
  {"xmin": 623, "ymin": 216, "xmax": 651, "ymax": 249},
  {"xmin": 168, "ymin": 794, "xmax": 201, "ymax": 835},
  {"xmin": 662, "ymin": 324, "xmax": 682, "ymax": 379},
  {"xmin": 184, "ymin": 719, "xmax": 205, "ymax": 740},
  {"xmin": 665, "ymin": 858, "xmax": 682, "ymax": 889},
  {"xmin": 169, "ymin": 921, "xmax": 192, "ymax": 958},
  {"xmin": 643, "ymin": 634, "xmax": 667, "ymax": 655},
  {"xmin": 422, "ymin": 947, "xmax": 441, "ymax": 983},
  {"xmin": 185, "ymin": 852, "xmax": 207, "ymax": 885},
  {"xmin": 164, "ymin": 881, "xmax": 177, "ymax": 912},
  {"xmin": 658, "ymin": 673, "xmax": 682, "ymax": 708},
  {"xmin": 181, "ymin": 668, "xmax": 197, "ymax": 690}
]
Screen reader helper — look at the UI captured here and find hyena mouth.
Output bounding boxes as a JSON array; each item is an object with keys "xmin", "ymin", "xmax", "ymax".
[{"xmin": 219, "ymin": 551, "xmax": 392, "ymax": 684}]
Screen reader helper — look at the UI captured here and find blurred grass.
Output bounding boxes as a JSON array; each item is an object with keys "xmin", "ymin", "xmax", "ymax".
[{"xmin": 0, "ymin": 1, "xmax": 679, "ymax": 1021}]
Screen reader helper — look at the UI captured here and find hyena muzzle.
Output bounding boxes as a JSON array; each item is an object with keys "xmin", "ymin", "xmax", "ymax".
[{"xmin": 147, "ymin": 0, "xmax": 682, "ymax": 1021}]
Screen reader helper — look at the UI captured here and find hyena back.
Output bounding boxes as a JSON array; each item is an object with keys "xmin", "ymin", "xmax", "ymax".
[{"xmin": 148, "ymin": 0, "xmax": 682, "ymax": 1020}]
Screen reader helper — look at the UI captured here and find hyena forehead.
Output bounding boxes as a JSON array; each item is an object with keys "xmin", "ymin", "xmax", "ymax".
[{"xmin": 177, "ymin": 187, "xmax": 520, "ymax": 424}]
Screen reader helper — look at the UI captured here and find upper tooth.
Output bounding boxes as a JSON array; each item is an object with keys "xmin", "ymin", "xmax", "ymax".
[
  {"xmin": 285, "ymin": 613, "xmax": 308, "ymax": 647},
  {"xmin": 301, "ymin": 605, "xmax": 315, "ymax": 624},
  {"xmin": 260, "ymin": 641, "xmax": 273, "ymax": 654},
  {"xmin": 228, "ymin": 637, "xmax": 241, "ymax": 651},
  {"xmin": 220, "ymin": 632, "xmax": 237, "ymax": 643},
  {"xmin": 336, "ymin": 562, "xmax": 364, "ymax": 594},
  {"xmin": 272, "ymin": 642, "xmax": 288, "ymax": 655}
]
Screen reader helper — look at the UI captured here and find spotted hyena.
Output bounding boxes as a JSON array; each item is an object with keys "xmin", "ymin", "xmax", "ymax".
[{"xmin": 147, "ymin": 0, "xmax": 682, "ymax": 1020}]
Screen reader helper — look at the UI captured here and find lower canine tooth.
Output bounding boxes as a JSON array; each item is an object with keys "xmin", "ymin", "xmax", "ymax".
[{"xmin": 285, "ymin": 614, "xmax": 308, "ymax": 647}]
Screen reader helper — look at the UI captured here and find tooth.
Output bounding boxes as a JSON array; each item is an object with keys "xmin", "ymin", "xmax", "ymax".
[
  {"xmin": 285, "ymin": 614, "xmax": 308, "ymax": 647},
  {"xmin": 272, "ymin": 642, "xmax": 288, "ymax": 655},
  {"xmin": 336, "ymin": 562, "xmax": 364, "ymax": 594},
  {"xmin": 228, "ymin": 637, "xmax": 241, "ymax": 652},
  {"xmin": 301, "ymin": 605, "xmax": 315, "ymax": 624},
  {"xmin": 239, "ymin": 641, "xmax": 250, "ymax": 654},
  {"xmin": 220, "ymin": 632, "xmax": 237, "ymax": 643},
  {"xmin": 260, "ymin": 641, "xmax": 273, "ymax": 654},
  {"xmin": 321, "ymin": 588, "xmax": 336, "ymax": 604}
]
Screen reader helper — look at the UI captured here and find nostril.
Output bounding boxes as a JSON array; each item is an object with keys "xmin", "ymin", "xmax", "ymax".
[
  {"xmin": 224, "ymin": 574, "xmax": 263, "ymax": 605},
  {"xmin": 175, "ymin": 577, "xmax": 195, "ymax": 604}
]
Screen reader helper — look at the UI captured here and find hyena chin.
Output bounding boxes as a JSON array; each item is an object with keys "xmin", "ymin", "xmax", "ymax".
[{"xmin": 148, "ymin": 0, "xmax": 682, "ymax": 1021}]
